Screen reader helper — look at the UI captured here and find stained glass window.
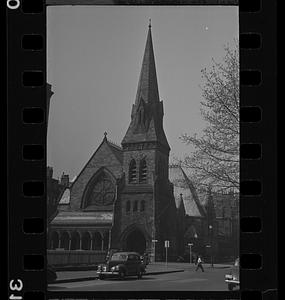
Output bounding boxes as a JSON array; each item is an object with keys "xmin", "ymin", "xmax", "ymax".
[{"xmin": 87, "ymin": 173, "xmax": 115, "ymax": 207}]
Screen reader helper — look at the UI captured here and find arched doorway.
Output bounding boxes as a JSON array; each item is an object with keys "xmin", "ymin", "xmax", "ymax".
[{"xmin": 125, "ymin": 229, "xmax": 146, "ymax": 254}]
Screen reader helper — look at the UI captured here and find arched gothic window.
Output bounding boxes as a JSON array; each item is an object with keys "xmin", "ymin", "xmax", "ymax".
[
  {"xmin": 126, "ymin": 201, "xmax": 131, "ymax": 214},
  {"xmin": 140, "ymin": 200, "xmax": 145, "ymax": 212},
  {"xmin": 129, "ymin": 160, "xmax": 137, "ymax": 183},
  {"xmin": 133, "ymin": 200, "xmax": 138, "ymax": 212},
  {"xmin": 86, "ymin": 172, "xmax": 115, "ymax": 208},
  {"xmin": 139, "ymin": 159, "xmax": 147, "ymax": 183}
]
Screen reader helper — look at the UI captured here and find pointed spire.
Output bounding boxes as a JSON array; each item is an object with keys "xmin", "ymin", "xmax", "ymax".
[
  {"xmin": 135, "ymin": 22, "xmax": 159, "ymax": 105},
  {"xmin": 122, "ymin": 22, "xmax": 170, "ymax": 151}
]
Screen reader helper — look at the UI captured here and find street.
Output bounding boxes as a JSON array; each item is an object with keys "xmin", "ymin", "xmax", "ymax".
[{"xmin": 48, "ymin": 265, "xmax": 234, "ymax": 291}]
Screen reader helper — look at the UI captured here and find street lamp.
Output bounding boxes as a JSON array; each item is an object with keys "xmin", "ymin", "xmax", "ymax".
[{"xmin": 188, "ymin": 243, "xmax": 193, "ymax": 264}]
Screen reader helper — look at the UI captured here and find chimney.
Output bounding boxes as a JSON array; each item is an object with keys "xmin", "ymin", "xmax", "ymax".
[{"xmin": 60, "ymin": 172, "xmax": 69, "ymax": 187}]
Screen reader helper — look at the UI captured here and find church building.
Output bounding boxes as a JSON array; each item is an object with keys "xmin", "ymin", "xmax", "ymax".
[
  {"xmin": 49, "ymin": 24, "xmax": 180, "ymax": 262},
  {"xmin": 47, "ymin": 24, "xmax": 239, "ymax": 266}
]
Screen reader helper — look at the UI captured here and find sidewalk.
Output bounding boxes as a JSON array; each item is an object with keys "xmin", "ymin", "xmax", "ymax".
[
  {"xmin": 151, "ymin": 262, "xmax": 232, "ymax": 270},
  {"xmin": 54, "ymin": 263, "xmax": 184, "ymax": 284}
]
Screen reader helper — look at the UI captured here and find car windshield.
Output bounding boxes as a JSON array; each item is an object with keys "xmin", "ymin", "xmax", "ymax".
[{"xmin": 110, "ymin": 253, "xmax": 127, "ymax": 261}]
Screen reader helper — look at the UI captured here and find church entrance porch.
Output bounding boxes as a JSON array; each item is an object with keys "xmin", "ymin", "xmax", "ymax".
[
  {"xmin": 126, "ymin": 229, "xmax": 146, "ymax": 254},
  {"xmin": 120, "ymin": 227, "xmax": 150, "ymax": 255}
]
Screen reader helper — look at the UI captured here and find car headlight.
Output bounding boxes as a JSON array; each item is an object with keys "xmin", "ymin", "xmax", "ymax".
[{"xmin": 111, "ymin": 265, "xmax": 119, "ymax": 271}]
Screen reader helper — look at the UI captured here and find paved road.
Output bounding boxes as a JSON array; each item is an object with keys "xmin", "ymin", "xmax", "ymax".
[{"xmin": 49, "ymin": 267, "xmax": 234, "ymax": 291}]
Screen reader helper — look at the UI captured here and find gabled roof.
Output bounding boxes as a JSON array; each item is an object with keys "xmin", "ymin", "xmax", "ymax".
[
  {"xmin": 107, "ymin": 139, "xmax": 123, "ymax": 163},
  {"xmin": 169, "ymin": 165, "xmax": 206, "ymax": 217},
  {"xmin": 58, "ymin": 188, "xmax": 70, "ymax": 205},
  {"xmin": 69, "ymin": 136, "xmax": 123, "ymax": 189}
]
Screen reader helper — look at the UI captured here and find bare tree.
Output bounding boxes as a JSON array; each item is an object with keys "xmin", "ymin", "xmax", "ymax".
[{"xmin": 180, "ymin": 43, "xmax": 239, "ymax": 192}]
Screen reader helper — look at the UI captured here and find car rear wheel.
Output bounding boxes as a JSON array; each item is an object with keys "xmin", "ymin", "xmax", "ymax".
[
  {"xmin": 137, "ymin": 270, "xmax": 143, "ymax": 279},
  {"xmin": 228, "ymin": 283, "xmax": 234, "ymax": 291},
  {"xmin": 98, "ymin": 274, "xmax": 105, "ymax": 280}
]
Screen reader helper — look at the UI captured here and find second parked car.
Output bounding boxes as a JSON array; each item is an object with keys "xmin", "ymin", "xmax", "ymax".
[
  {"xmin": 225, "ymin": 257, "xmax": 240, "ymax": 290},
  {"xmin": 97, "ymin": 252, "xmax": 145, "ymax": 280}
]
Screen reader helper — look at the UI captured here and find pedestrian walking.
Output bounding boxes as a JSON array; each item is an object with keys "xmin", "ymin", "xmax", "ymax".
[
  {"xmin": 142, "ymin": 252, "xmax": 149, "ymax": 268},
  {"xmin": 195, "ymin": 255, "xmax": 205, "ymax": 272}
]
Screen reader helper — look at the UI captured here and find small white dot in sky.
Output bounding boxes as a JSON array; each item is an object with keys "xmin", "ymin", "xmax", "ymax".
[{"xmin": 205, "ymin": 26, "xmax": 209, "ymax": 31}]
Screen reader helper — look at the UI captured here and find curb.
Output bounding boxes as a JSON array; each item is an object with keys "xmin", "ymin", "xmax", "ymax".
[
  {"xmin": 53, "ymin": 277, "xmax": 96, "ymax": 284},
  {"xmin": 52, "ymin": 269, "xmax": 184, "ymax": 284}
]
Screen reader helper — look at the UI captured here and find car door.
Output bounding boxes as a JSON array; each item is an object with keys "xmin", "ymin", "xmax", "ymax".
[
  {"xmin": 133, "ymin": 254, "xmax": 142, "ymax": 274},
  {"xmin": 126, "ymin": 254, "xmax": 136, "ymax": 275}
]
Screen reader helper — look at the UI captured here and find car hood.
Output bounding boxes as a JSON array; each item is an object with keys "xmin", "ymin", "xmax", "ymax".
[{"xmin": 99, "ymin": 260, "xmax": 127, "ymax": 270}]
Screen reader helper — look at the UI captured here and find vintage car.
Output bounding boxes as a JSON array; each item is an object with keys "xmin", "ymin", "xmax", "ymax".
[
  {"xmin": 225, "ymin": 257, "xmax": 240, "ymax": 290},
  {"xmin": 97, "ymin": 251, "xmax": 145, "ymax": 280}
]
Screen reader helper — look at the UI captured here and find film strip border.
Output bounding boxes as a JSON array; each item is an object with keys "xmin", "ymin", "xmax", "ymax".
[{"xmin": 6, "ymin": 0, "xmax": 277, "ymax": 300}]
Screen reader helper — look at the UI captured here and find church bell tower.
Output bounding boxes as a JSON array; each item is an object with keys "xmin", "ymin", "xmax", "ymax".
[
  {"xmin": 114, "ymin": 22, "xmax": 177, "ymax": 259},
  {"xmin": 121, "ymin": 22, "xmax": 170, "ymax": 183}
]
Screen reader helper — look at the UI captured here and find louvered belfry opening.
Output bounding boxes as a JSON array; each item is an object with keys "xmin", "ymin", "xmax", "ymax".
[
  {"xmin": 139, "ymin": 159, "xmax": 147, "ymax": 183},
  {"xmin": 129, "ymin": 159, "xmax": 137, "ymax": 183}
]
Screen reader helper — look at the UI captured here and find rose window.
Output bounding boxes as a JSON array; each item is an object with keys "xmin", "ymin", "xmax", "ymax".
[{"xmin": 87, "ymin": 174, "xmax": 115, "ymax": 207}]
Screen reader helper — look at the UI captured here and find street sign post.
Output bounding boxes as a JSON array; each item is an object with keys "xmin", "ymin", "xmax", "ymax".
[
  {"xmin": 188, "ymin": 243, "xmax": 193, "ymax": 264},
  {"xmin": 164, "ymin": 240, "xmax": 169, "ymax": 266},
  {"xmin": 152, "ymin": 239, "xmax": 158, "ymax": 263}
]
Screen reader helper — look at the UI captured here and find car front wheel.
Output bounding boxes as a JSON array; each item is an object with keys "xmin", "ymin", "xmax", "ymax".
[
  {"xmin": 98, "ymin": 274, "xmax": 105, "ymax": 280},
  {"xmin": 228, "ymin": 283, "xmax": 234, "ymax": 291},
  {"xmin": 119, "ymin": 270, "xmax": 125, "ymax": 280}
]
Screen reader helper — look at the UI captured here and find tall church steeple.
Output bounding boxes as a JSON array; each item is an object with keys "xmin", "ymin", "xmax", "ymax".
[
  {"xmin": 122, "ymin": 23, "xmax": 170, "ymax": 152},
  {"xmin": 134, "ymin": 20, "xmax": 159, "ymax": 106}
]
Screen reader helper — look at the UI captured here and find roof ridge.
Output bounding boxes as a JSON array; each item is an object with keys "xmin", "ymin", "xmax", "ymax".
[{"xmin": 107, "ymin": 139, "xmax": 122, "ymax": 151}]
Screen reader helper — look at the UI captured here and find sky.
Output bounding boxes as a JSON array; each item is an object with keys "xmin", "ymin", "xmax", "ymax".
[{"xmin": 47, "ymin": 5, "xmax": 238, "ymax": 180}]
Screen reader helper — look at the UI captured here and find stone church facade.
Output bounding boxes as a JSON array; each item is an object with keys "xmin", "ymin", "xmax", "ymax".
[
  {"xmin": 49, "ymin": 24, "xmax": 179, "ymax": 262},
  {"xmin": 47, "ymin": 24, "xmax": 239, "ymax": 266}
]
